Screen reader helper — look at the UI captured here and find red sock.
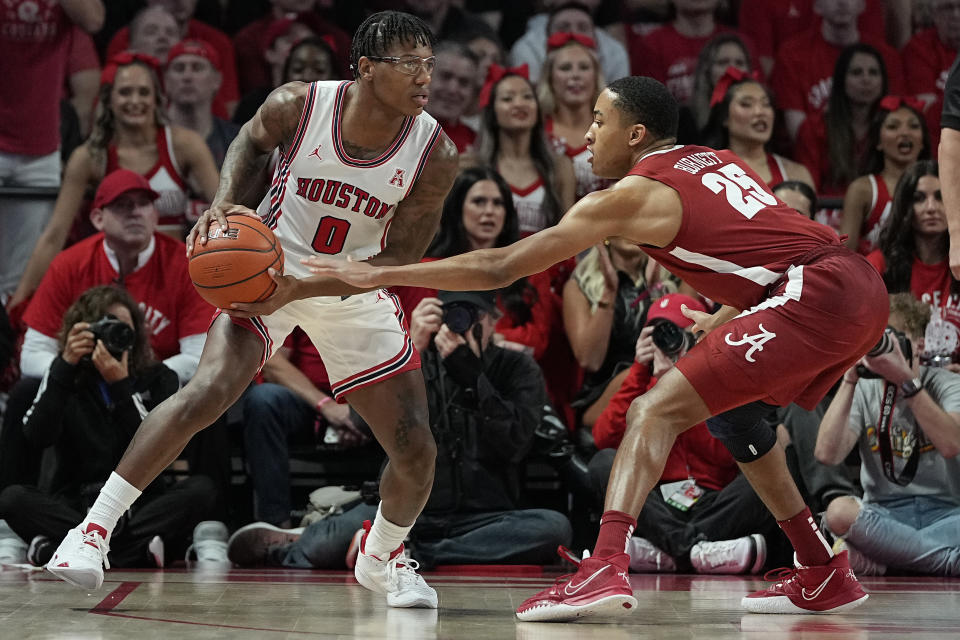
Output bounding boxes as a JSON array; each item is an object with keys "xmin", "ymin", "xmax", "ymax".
[
  {"xmin": 778, "ymin": 506, "xmax": 833, "ymax": 567},
  {"xmin": 593, "ymin": 510, "xmax": 636, "ymax": 559}
]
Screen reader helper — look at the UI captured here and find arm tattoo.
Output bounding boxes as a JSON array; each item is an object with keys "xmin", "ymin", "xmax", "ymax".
[{"xmin": 216, "ymin": 128, "xmax": 272, "ymax": 207}]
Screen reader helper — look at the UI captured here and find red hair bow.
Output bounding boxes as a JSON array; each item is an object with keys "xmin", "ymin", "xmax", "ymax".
[
  {"xmin": 100, "ymin": 51, "xmax": 163, "ymax": 87},
  {"xmin": 709, "ymin": 66, "xmax": 763, "ymax": 107},
  {"xmin": 547, "ymin": 32, "xmax": 597, "ymax": 51},
  {"xmin": 477, "ymin": 63, "xmax": 530, "ymax": 109},
  {"xmin": 878, "ymin": 95, "xmax": 925, "ymax": 114}
]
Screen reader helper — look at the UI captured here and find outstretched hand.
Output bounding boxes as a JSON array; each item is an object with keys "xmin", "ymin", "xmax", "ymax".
[
  {"xmin": 680, "ymin": 304, "xmax": 713, "ymax": 341},
  {"xmin": 301, "ymin": 255, "xmax": 382, "ymax": 289},
  {"xmin": 226, "ymin": 268, "xmax": 299, "ymax": 318}
]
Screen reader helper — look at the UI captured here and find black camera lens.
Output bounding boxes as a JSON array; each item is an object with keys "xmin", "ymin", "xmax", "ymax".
[
  {"xmin": 88, "ymin": 315, "xmax": 135, "ymax": 358},
  {"xmin": 442, "ymin": 302, "xmax": 479, "ymax": 335},
  {"xmin": 651, "ymin": 321, "xmax": 688, "ymax": 357},
  {"xmin": 856, "ymin": 326, "xmax": 913, "ymax": 379}
]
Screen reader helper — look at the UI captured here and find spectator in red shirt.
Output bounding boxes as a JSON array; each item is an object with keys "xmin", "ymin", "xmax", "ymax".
[
  {"xmin": 107, "ymin": 0, "xmax": 239, "ymax": 119},
  {"xmin": 20, "ymin": 169, "xmax": 214, "ymax": 385},
  {"xmin": 738, "ymin": 0, "xmax": 886, "ymax": 77},
  {"xmin": 795, "ymin": 43, "xmax": 888, "ymax": 225},
  {"xmin": 0, "ymin": 0, "xmax": 104, "ymax": 304},
  {"xmin": 629, "ymin": 0, "xmax": 744, "ymax": 106},
  {"xmin": 232, "ymin": 0, "xmax": 351, "ymax": 95},
  {"xmin": 772, "ymin": 0, "xmax": 903, "ymax": 142},
  {"xmin": 866, "ymin": 160, "xmax": 960, "ymax": 370},
  {"xmin": 902, "ymin": 0, "xmax": 960, "ymax": 150},
  {"xmin": 8, "ymin": 55, "xmax": 220, "ymax": 311},
  {"xmin": 425, "ymin": 41, "xmax": 479, "ymax": 154},
  {"xmin": 839, "ymin": 96, "xmax": 931, "ymax": 255},
  {"xmin": 590, "ymin": 293, "xmax": 776, "ymax": 575}
]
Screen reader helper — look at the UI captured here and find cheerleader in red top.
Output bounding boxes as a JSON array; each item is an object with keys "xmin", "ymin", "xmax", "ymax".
[
  {"xmin": 399, "ymin": 167, "xmax": 580, "ymax": 428},
  {"xmin": 537, "ymin": 32, "xmax": 612, "ymax": 200},
  {"xmin": 866, "ymin": 161, "xmax": 960, "ymax": 370},
  {"xmin": 468, "ymin": 64, "xmax": 575, "ymax": 235},
  {"xmin": 840, "ymin": 96, "xmax": 930, "ymax": 254},
  {"xmin": 8, "ymin": 54, "xmax": 220, "ymax": 312},
  {"xmin": 794, "ymin": 44, "xmax": 886, "ymax": 230},
  {"xmin": 701, "ymin": 68, "xmax": 814, "ymax": 189}
]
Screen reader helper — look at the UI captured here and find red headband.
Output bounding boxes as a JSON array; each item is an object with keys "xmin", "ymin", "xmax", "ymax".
[
  {"xmin": 547, "ymin": 32, "xmax": 596, "ymax": 51},
  {"xmin": 710, "ymin": 66, "xmax": 763, "ymax": 107},
  {"xmin": 477, "ymin": 63, "xmax": 530, "ymax": 108},
  {"xmin": 878, "ymin": 94, "xmax": 925, "ymax": 114},
  {"xmin": 100, "ymin": 51, "xmax": 162, "ymax": 87}
]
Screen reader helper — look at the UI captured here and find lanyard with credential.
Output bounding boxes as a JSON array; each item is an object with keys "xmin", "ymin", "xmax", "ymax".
[{"xmin": 876, "ymin": 381, "xmax": 920, "ymax": 486}]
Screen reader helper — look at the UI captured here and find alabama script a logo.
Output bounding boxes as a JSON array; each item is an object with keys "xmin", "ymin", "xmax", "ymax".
[{"xmin": 724, "ymin": 324, "xmax": 776, "ymax": 363}]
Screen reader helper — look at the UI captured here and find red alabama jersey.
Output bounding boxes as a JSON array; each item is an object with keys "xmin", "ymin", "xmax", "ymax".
[{"xmin": 628, "ymin": 145, "xmax": 839, "ymax": 309}]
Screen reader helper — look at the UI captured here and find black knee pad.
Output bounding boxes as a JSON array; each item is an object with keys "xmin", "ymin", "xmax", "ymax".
[{"xmin": 706, "ymin": 401, "xmax": 778, "ymax": 463}]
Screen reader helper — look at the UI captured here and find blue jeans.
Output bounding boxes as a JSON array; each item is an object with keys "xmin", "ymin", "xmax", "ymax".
[
  {"xmin": 845, "ymin": 495, "xmax": 960, "ymax": 576},
  {"xmin": 242, "ymin": 383, "xmax": 316, "ymax": 526},
  {"xmin": 271, "ymin": 503, "xmax": 572, "ymax": 570}
]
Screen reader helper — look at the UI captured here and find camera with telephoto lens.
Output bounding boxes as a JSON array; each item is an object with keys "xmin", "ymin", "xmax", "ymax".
[
  {"xmin": 442, "ymin": 301, "xmax": 480, "ymax": 335},
  {"xmin": 87, "ymin": 315, "xmax": 135, "ymax": 359},
  {"xmin": 856, "ymin": 327, "xmax": 912, "ymax": 379},
  {"xmin": 651, "ymin": 320, "xmax": 692, "ymax": 358}
]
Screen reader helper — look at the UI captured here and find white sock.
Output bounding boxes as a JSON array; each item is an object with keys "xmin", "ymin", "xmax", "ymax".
[
  {"xmin": 364, "ymin": 502, "xmax": 413, "ymax": 559},
  {"xmin": 82, "ymin": 472, "xmax": 142, "ymax": 539}
]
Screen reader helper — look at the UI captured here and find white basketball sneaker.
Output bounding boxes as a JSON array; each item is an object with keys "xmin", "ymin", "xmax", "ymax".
[
  {"xmin": 353, "ymin": 520, "xmax": 437, "ymax": 608},
  {"xmin": 47, "ymin": 524, "xmax": 111, "ymax": 590}
]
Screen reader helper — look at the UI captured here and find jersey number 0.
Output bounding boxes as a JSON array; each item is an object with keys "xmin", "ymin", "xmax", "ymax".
[{"xmin": 311, "ymin": 216, "xmax": 352, "ymax": 254}]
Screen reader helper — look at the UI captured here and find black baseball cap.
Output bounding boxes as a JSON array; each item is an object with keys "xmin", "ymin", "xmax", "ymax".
[{"xmin": 438, "ymin": 290, "xmax": 500, "ymax": 315}]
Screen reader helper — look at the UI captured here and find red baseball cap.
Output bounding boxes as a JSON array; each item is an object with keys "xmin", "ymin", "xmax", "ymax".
[
  {"xmin": 166, "ymin": 38, "xmax": 221, "ymax": 71},
  {"xmin": 645, "ymin": 294, "xmax": 706, "ymax": 329},
  {"xmin": 93, "ymin": 169, "xmax": 159, "ymax": 210}
]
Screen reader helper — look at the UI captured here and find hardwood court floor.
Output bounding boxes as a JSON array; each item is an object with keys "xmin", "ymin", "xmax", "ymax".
[{"xmin": 2, "ymin": 564, "xmax": 958, "ymax": 639}]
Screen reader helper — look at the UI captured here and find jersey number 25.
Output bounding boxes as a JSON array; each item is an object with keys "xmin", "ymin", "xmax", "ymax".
[{"xmin": 701, "ymin": 163, "xmax": 778, "ymax": 219}]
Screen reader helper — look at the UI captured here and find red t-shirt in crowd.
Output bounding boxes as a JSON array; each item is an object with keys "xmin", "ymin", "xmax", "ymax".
[
  {"xmin": 439, "ymin": 120, "xmax": 476, "ymax": 154},
  {"xmin": 107, "ymin": 20, "xmax": 238, "ymax": 120},
  {"xmin": 772, "ymin": 27, "xmax": 904, "ymax": 115},
  {"xmin": 24, "ymin": 233, "xmax": 214, "ymax": 361},
  {"xmin": 866, "ymin": 251, "xmax": 960, "ymax": 357},
  {"xmin": 628, "ymin": 24, "xmax": 740, "ymax": 105},
  {"xmin": 0, "ymin": 0, "xmax": 72, "ymax": 155},
  {"xmin": 793, "ymin": 110, "xmax": 868, "ymax": 197},
  {"xmin": 903, "ymin": 29, "xmax": 957, "ymax": 103},
  {"xmin": 593, "ymin": 363, "xmax": 738, "ymax": 490},
  {"xmin": 737, "ymin": 0, "xmax": 886, "ymax": 64}
]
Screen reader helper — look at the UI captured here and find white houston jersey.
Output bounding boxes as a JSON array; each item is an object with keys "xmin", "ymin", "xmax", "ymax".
[{"xmin": 260, "ymin": 81, "xmax": 443, "ymax": 279}]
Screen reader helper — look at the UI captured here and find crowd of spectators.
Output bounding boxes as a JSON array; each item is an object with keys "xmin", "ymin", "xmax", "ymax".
[{"xmin": 1, "ymin": 0, "xmax": 958, "ymax": 578}]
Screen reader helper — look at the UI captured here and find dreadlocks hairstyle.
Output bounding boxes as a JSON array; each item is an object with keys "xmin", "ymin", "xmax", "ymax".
[
  {"xmin": 878, "ymin": 160, "xmax": 960, "ymax": 297},
  {"xmin": 349, "ymin": 11, "xmax": 436, "ymax": 79},
  {"xmin": 824, "ymin": 44, "xmax": 888, "ymax": 191},
  {"xmin": 427, "ymin": 166, "xmax": 536, "ymax": 325},
  {"xmin": 607, "ymin": 76, "xmax": 679, "ymax": 141},
  {"xmin": 862, "ymin": 101, "xmax": 931, "ymax": 176},
  {"xmin": 87, "ymin": 60, "xmax": 166, "ymax": 172},
  {"xmin": 58, "ymin": 285, "xmax": 156, "ymax": 376}
]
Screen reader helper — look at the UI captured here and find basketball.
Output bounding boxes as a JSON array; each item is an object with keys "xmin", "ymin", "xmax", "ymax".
[{"xmin": 188, "ymin": 215, "xmax": 285, "ymax": 309}]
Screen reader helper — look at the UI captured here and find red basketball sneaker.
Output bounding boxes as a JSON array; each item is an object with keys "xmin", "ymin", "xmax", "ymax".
[
  {"xmin": 515, "ymin": 548, "xmax": 637, "ymax": 622},
  {"xmin": 741, "ymin": 550, "xmax": 869, "ymax": 614}
]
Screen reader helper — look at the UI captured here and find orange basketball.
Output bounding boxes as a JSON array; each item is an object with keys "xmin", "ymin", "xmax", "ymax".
[{"xmin": 188, "ymin": 215, "xmax": 285, "ymax": 309}]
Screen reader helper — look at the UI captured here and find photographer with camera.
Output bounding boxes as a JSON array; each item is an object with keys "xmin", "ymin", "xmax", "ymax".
[
  {"xmin": 228, "ymin": 289, "xmax": 572, "ymax": 569},
  {"xmin": 0, "ymin": 286, "xmax": 219, "ymax": 568},
  {"xmin": 590, "ymin": 294, "xmax": 777, "ymax": 575},
  {"xmin": 816, "ymin": 293, "xmax": 960, "ymax": 576}
]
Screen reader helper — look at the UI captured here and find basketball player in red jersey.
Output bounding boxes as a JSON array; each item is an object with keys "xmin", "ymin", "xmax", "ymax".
[
  {"xmin": 305, "ymin": 76, "xmax": 889, "ymax": 620},
  {"xmin": 47, "ymin": 11, "xmax": 458, "ymax": 609}
]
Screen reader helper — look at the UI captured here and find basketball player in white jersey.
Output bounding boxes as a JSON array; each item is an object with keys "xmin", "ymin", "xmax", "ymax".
[{"xmin": 47, "ymin": 11, "xmax": 459, "ymax": 609}]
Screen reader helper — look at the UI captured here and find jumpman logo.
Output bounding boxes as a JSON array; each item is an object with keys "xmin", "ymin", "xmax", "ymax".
[
  {"xmin": 724, "ymin": 324, "xmax": 776, "ymax": 363},
  {"xmin": 308, "ymin": 145, "xmax": 322, "ymax": 161}
]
